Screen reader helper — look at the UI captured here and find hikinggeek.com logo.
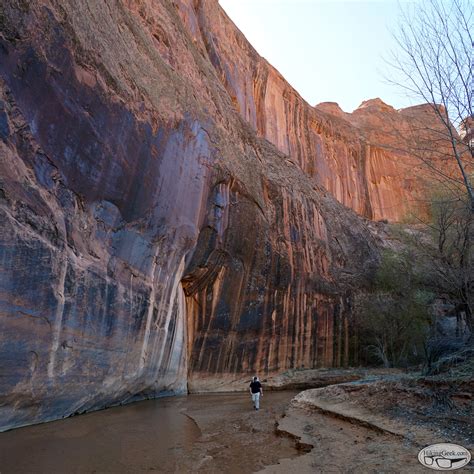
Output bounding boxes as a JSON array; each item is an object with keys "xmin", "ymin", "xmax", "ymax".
[{"xmin": 418, "ymin": 443, "xmax": 471, "ymax": 470}]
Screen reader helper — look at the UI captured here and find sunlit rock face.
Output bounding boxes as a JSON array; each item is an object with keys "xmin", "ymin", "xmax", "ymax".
[
  {"xmin": 183, "ymin": 1, "xmax": 453, "ymax": 222},
  {"xmin": 0, "ymin": 0, "xmax": 437, "ymax": 429}
]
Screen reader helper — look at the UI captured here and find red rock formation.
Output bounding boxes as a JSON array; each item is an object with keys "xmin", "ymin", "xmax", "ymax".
[
  {"xmin": 0, "ymin": 0, "xmax": 446, "ymax": 430},
  {"xmin": 179, "ymin": 1, "xmax": 457, "ymax": 222},
  {"xmin": 459, "ymin": 116, "xmax": 474, "ymax": 146}
]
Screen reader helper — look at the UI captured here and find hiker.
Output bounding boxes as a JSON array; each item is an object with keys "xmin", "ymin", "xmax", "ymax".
[{"xmin": 249, "ymin": 376, "xmax": 263, "ymax": 410}]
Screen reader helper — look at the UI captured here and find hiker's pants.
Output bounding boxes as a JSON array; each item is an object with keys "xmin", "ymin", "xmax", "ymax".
[{"xmin": 252, "ymin": 392, "xmax": 260, "ymax": 409}]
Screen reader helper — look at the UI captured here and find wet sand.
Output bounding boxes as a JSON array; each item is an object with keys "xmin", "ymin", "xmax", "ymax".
[
  {"xmin": 2, "ymin": 388, "xmax": 456, "ymax": 473},
  {"xmin": 0, "ymin": 391, "xmax": 300, "ymax": 473}
]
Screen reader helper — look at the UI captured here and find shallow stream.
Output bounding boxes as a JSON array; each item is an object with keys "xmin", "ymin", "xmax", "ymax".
[{"xmin": 0, "ymin": 391, "xmax": 299, "ymax": 473}]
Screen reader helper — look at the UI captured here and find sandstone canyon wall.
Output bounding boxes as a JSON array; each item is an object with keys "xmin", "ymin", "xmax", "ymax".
[
  {"xmin": 183, "ymin": 1, "xmax": 452, "ymax": 222},
  {"xmin": 0, "ymin": 0, "xmax": 436, "ymax": 430}
]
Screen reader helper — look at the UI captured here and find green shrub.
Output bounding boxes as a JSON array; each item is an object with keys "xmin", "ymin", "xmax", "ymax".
[{"xmin": 356, "ymin": 249, "xmax": 434, "ymax": 367}]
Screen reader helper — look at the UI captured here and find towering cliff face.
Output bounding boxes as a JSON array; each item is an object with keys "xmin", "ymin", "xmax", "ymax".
[
  {"xmin": 182, "ymin": 1, "xmax": 455, "ymax": 222},
  {"xmin": 0, "ymin": 0, "xmax": 437, "ymax": 430}
]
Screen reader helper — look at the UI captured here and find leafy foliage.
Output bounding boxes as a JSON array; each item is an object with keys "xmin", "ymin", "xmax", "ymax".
[{"xmin": 356, "ymin": 249, "xmax": 434, "ymax": 367}]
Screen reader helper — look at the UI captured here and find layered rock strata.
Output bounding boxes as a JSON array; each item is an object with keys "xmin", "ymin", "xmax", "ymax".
[
  {"xmin": 0, "ymin": 0, "xmax": 437, "ymax": 430},
  {"xmin": 184, "ymin": 1, "xmax": 455, "ymax": 221}
]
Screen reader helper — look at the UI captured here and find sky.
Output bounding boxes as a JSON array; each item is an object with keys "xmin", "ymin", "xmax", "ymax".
[{"xmin": 219, "ymin": 0, "xmax": 417, "ymax": 113}]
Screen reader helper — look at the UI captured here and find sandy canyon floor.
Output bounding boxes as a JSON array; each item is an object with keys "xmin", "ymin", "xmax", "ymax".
[{"xmin": 2, "ymin": 379, "xmax": 472, "ymax": 474}]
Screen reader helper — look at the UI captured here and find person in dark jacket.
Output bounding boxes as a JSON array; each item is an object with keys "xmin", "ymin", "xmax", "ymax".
[{"xmin": 249, "ymin": 376, "xmax": 263, "ymax": 410}]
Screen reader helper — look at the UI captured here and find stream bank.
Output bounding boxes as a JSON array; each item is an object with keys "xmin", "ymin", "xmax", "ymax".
[{"xmin": 1, "ymin": 370, "xmax": 472, "ymax": 473}]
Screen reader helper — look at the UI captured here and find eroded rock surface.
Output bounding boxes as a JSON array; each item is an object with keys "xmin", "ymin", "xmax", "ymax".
[
  {"xmin": 0, "ymin": 0, "xmax": 439, "ymax": 429},
  {"xmin": 180, "ymin": 0, "xmax": 457, "ymax": 222}
]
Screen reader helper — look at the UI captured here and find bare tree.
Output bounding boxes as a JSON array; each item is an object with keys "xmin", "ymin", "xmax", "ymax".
[
  {"xmin": 425, "ymin": 196, "xmax": 473, "ymax": 331},
  {"xmin": 388, "ymin": 0, "xmax": 473, "ymax": 211}
]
